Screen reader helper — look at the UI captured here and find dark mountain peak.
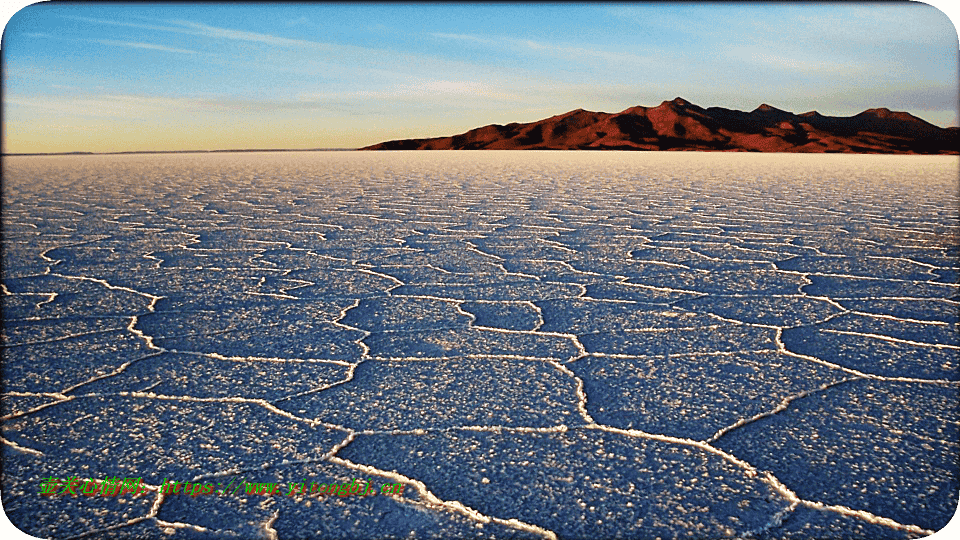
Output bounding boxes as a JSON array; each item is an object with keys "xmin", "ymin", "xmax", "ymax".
[
  {"xmin": 658, "ymin": 97, "xmax": 695, "ymax": 110},
  {"xmin": 621, "ymin": 105, "xmax": 648, "ymax": 115},
  {"xmin": 862, "ymin": 107, "xmax": 892, "ymax": 117},
  {"xmin": 857, "ymin": 107, "xmax": 927, "ymax": 124},
  {"xmin": 361, "ymin": 98, "xmax": 957, "ymax": 154},
  {"xmin": 550, "ymin": 107, "xmax": 593, "ymax": 120},
  {"xmin": 754, "ymin": 103, "xmax": 787, "ymax": 114}
]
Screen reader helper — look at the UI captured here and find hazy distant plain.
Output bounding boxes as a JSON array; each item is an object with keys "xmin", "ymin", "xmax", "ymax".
[{"xmin": 2, "ymin": 151, "xmax": 958, "ymax": 539}]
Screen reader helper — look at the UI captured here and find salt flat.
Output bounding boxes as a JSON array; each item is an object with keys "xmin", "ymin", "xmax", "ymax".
[{"xmin": 1, "ymin": 151, "xmax": 957, "ymax": 539}]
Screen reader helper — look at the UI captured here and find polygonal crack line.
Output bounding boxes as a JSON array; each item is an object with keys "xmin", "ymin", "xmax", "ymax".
[
  {"xmin": 267, "ymin": 350, "xmax": 590, "ymax": 431},
  {"xmin": 57, "ymin": 350, "xmax": 168, "ymax": 396},
  {"xmin": 529, "ymin": 259, "xmax": 605, "ymax": 278},
  {"xmin": 349, "ymin": 266, "xmax": 407, "ymax": 289},
  {"xmin": 844, "ymin": 309, "xmax": 955, "ymax": 328},
  {"xmin": 176, "ymin": 432, "xmax": 358, "ymax": 501},
  {"xmin": 702, "ymin": 376, "xmax": 862, "ymax": 444},
  {"xmin": 608, "ymin": 277, "xmax": 710, "ymax": 300},
  {"xmin": 38, "ymin": 238, "xmax": 102, "ymax": 267},
  {"xmin": 245, "ymin": 290, "xmax": 300, "ymax": 301},
  {"xmin": 46, "ymin": 272, "xmax": 164, "ymax": 312},
  {"xmin": 339, "ymin": 422, "xmax": 782, "ymax": 540},
  {"xmin": 774, "ymin": 327, "xmax": 960, "ymax": 385},
  {"xmin": 25, "ymin": 277, "xmax": 165, "ymax": 354},
  {"xmin": 804, "ymin": 272, "xmax": 960, "ymax": 291},
  {"xmin": 35, "ymin": 291, "xmax": 60, "ymax": 310},
  {"xmin": 453, "ymin": 301, "xmax": 478, "ymax": 326},
  {"xmin": 141, "ymin": 320, "xmax": 287, "ymax": 343},
  {"xmin": 357, "ymin": 325, "xmax": 473, "ymax": 337},
  {"xmin": 685, "ymin": 249, "xmax": 776, "ymax": 267},
  {"xmin": 545, "ymin": 322, "xmax": 945, "ymax": 536},
  {"xmin": 184, "ymin": 351, "xmax": 354, "ymax": 368},
  {"xmin": 0, "ymin": 391, "xmax": 73, "ymax": 424},
  {"xmin": 576, "ymin": 349, "xmax": 777, "ymax": 364},
  {"xmin": 331, "ymin": 297, "xmax": 363, "ymax": 328},
  {"xmin": 763, "ymin": 474, "xmax": 938, "ymax": 538},
  {"xmin": 262, "ymin": 508, "xmax": 280, "ymax": 540},
  {"xmin": 66, "ymin": 450, "xmax": 301, "ymax": 540},
  {"xmin": 456, "ymin": 299, "xmax": 547, "ymax": 331},
  {"xmin": 460, "ymin": 239, "xmax": 505, "ymax": 263},
  {"xmin": 0, "ymin": 326, "xmax": 126, "ymax": 349},
  {"xmin": 0, "ymin": 435, "xmax": 45, "ymax": 456},
  {"xmin": 464, "ymin": 324, "xmax": 588, "ymax": 361},
  {"xmin": 327, "ymin": 298, "xmax": 374, "ymax": 356},
  {"xmin": 366, "ymin": 353, "xmax": 571, "ymax": 363},
  {"xmin": 271, "ymin": 360, "xmax": 360, "ymax": 405},
  {"xmin": 127, "ymin": 315, "xmax": 167, "ymax": 352},
  {"xmin": 133, "ymin": 441, "xmax": 352, "ymax": 537},
  {"xmin": 821, "ymin": 328, "xmax": 960, "ymax": 351},
  {"xmin": 56, "ymin": 501, "xmax": 159, "ymax": 540},
  {"xmin": 3, "ymin": 390, "xmax": 345, "ymax": 441},
  {"xmin": 581, "ymin": 424, "xmax": 937, "ymax": 538},
  {"xmin": 546, "ymin": 358, "xmax": 596, "ymax": 425},
  {"xmin": 57, "ymin": 332, "xmax": 358, "ymax": 400},
  {"xmin": 684, "ymin": 300, "xmax": 850, "ymax": 330},
  {"xmin": 327, "ymin": 452, "xmax": 559, "ymax": 540}
]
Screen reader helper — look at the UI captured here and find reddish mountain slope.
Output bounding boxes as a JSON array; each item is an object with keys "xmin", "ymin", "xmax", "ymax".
[{"xmin": 362, "ymin": 98, "xmax": 958, "ymax": 154}]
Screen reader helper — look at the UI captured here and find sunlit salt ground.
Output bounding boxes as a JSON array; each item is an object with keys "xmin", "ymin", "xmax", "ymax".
[{"xmin": 1, "ymin": 151, "xmax": 958, "ymax": 539}]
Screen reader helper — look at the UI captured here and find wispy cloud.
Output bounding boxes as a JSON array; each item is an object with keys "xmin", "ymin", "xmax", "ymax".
[
  {"xmin": 429, "ymin": 32, "xmax": 495, "ymax": 46},
  {"xmin": 603, "ymin": 5, "xmax": 727, "ymax": 39},
  {"xmin": 18, "ymin": 30, "xmax": 200, "ymax": 56},
  {"xmin": 356, "ymin": 79, "xmax": 520, "ymax": 101},
  {"xmin": 429, "ymin": 32, "xmax": 660, "ymax": 69},
  {"xmin": 65, "ymin": 15, "xmax": 334, "ymax": 50},
  {"xmin": 723, "ymin": 47, "xmax": 860, "ymax": 76},
  {"xmin": 165, "ymin": 19, "xmax": 326, "ymax": 48},
  {"xmin": 96, "ymin": 39, "xmax": 199, "ymax": 55},
  {"xmin": 6, "ymin": 93, "xmax": 352, "ymax": 119},
  {"xmin": 286, "ymin": 16, "xmax": 312, "ymax": 27},
  {"xmin": 6, "ymin": 94, "xmax": 208, "ymax": 118}
]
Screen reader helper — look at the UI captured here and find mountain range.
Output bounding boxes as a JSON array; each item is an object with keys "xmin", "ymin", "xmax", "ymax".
[{"xmin": 362, "ymin": 98, "xmax": 958, "ymax": 154}]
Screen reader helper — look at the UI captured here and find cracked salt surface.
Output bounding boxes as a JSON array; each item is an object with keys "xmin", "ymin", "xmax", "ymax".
[{"xmin": 1, "ymin": 151, "xmax": 957, "ymax": 539}]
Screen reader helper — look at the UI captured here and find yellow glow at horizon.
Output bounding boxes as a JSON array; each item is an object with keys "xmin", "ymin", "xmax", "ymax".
[{"xmin": 2, "ymin": 103, "xmax": 521, "ymax": 153}]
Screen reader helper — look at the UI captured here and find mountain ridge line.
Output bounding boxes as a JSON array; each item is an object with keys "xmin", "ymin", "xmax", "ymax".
[{"xmin": 361, "ymin": 97, "xmax": 958, "ymax": 154}]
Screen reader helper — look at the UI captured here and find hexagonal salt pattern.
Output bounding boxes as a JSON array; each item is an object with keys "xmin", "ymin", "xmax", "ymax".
[{"xmin": 2, "ymin": 151, "xmax": 957, "ymax": 539}]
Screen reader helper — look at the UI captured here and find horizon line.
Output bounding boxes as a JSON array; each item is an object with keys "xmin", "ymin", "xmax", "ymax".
[
  {"xmin": 2, "ymin": 148, "xmax": 359, "ymax": 157},
  {"xmin": 6, "ymin": 99, "xmax": 956, "ymax": 156}
]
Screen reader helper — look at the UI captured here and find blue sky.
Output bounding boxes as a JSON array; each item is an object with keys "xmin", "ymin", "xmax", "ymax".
[{"xmin": 2, "ymin": 2, "xmax": 958, "ymax": 152}]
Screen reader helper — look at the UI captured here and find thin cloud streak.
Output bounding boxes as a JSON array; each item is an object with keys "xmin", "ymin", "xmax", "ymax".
[
  {"xmin": 6, "ymin": 93, "xmax": 357, "ymax": 120},
  {"xmin": 356, "ymin": 80, "xmax": 521, "ymax": 101},
  {"xmin": 164, "ymin": 19, "xmax": 331, "ymax": 48},
  {"xmin": 723, "ymin": 47, "xmax": 863, "ymax": 76},
  {"xmin": 5, "ymin": 3, "xmax": 954, "ymax": 152},
  {"xmin": 429, "ymin": 32, "xmax": 661, "ymax": 69},
  {"xmin": 21, "ymin": 28, "xmax": 201, "ymax": 56},
  {"xmin": 96, "ymin": 39, "xmax": 199, "ymax": 54},
  {"xmin": 65, "ymin": 15, "xmax": 337, "ymax": 50},
  {"xmin": 7, "ymin": 94, "xmax": 209, "ymax": 118}
]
